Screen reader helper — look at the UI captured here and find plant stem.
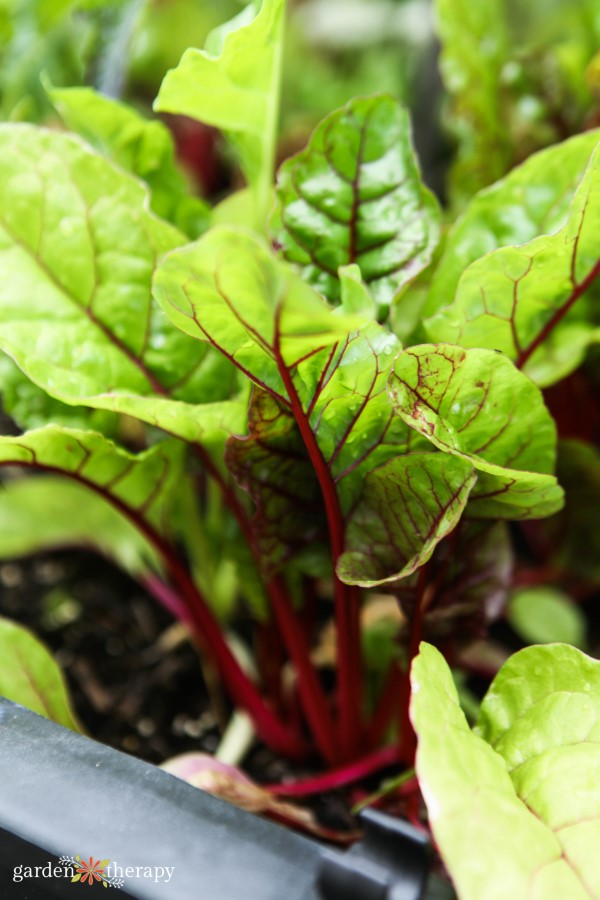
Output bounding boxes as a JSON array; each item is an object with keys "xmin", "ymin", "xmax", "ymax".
[
  {"xmin": 266, "ymin": 743, "xmax": 401, "ymax": 797},
  {"xmin": 273, "ymin": 310, "xmax": 362, "ymax": 761},
  {"xmin": 13, "ymin": 459, "xmax": 307, "ymax": 760},
  {"xmin": 268, "ymin": 577, "xmax": 339, "ymax": 764},
  {"xmin": 192, "ymin": 443, "xmax": 338, "ymax": 762}
]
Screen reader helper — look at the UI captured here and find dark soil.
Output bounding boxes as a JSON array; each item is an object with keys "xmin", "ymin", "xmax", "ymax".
[
  {"xmin": 0, "ymin": 550, "xmax": 224, "ymax": 765},
  {"xmin": 0, "ymin": 548, "xmax": 362, "ymax": 832}
]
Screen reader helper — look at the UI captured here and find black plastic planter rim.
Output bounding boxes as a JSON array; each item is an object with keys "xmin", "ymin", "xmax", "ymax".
[{"xmin": 0, "ymin": 698, "xmax": 454, "ymax": 900}]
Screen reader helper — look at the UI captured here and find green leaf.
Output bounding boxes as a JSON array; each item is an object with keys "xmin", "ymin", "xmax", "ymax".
[
  {"xmin": 388, "ymin": 344, "xmax": 564, "ymax": 519},
  {"xmin": 274, "ymin": 95, "xmax": 440, "ymax": 312},
  {"xmin": 0, "ymin": 425, "xmax": 184, "ymax": 538},
  {"xmin": 337, "ymin": 453, "xmax": 476, "ymax": 587},
  {"xmin": 0, "ymin": 475, "xmax": 160, "ymax": 577},
  {"xmin": 425, "ymin": 142, "xmax": 600, "ymax": 387},
  {"xmin": 225, "ymin": 389, "xmax": 325, "ymax": 575},
  {"xmin": 424, "ymin": 131, "xmax": 600, "ymax": 318},
  {"xmin": 154, "ymin": 0, "xmax": 286, "ymax": 228},
  {"xmin": 0, "ymin": 353, "xmax": 117, "ymax": 434},
  {"xmin": 154, "ymin": 226, "xmax": 410, "ymax": 514},
  {"xmin": 0, "ymin": 125, "xmax": 243, "ymax": 444},
  {"xmin": 48, "ymin": 84, "xmax": 209, "ymax": 238},
  {"xmin": 411, "ymin": 642, "xmax": 600, "ymax": 900},
  {"xmin": 435, "ymin": 0, "xmax": 511, "ymax": 205},
  {"xmin": 0, "ymin": 616, "xmax": 81, "ymax": 731},
  {"xmin": 508, "ymin": 586, "xmax": 587, "ymax": 647}
]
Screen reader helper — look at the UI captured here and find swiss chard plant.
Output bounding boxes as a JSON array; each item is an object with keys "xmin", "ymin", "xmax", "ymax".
[{"xmin": 1, "ymin": 0, "xmax": 600, "ymax": 892}]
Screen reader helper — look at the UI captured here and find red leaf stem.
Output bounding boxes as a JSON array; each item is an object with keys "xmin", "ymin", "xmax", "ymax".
[
  {"xmin": 2, "ymin": 459, "xmax": 307, "ymax": 760},
  {"xmin": 516, "ymin": 256, "xmax": 600, "ymax": 369},
  {"xmin": 273, "ymin": 308, "xmax": 363, "ymax": 761},
  {"xmin": 192, "ymin": 444, "xmax": 338, "ymax": 762},
  {"xmin": 265, "ymin": 743, "xmax": 402, "ymax": 797}
]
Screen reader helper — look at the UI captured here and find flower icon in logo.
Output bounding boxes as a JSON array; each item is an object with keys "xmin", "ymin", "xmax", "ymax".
[
  {"xmin": 72, "ymin": 856, "xmax": 110, "ymax": 886},
  {"xmin": 58, "ymin": 852, "xmax": 123, "ymax": 889}
]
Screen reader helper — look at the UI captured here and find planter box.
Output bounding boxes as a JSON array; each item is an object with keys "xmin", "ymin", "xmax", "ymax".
[{"xmin": 0, "ymin": 698, "xmax": 453, "ymax": 899}]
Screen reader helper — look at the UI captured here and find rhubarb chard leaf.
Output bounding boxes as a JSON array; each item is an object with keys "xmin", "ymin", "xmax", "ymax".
[
  {"xmin": 337, "ymin": 453, "xmax": 476, "ymax": 587},
  {"xmin": 0, "ymin": 617, "xmax": 81, "ymax": 731},
  {"xmin": 424, "ymin": 130, "xmax": 600, "ymax": 318},
  {"xmin": 154, "ymin": 0, "xmax": 286, "ymax": 227},
  {"xmin": 274, "ymin": 95, "xmax": 441, "ymax": 312},
  {"xmin": 0, "ymin": 126, "xmax": 243, "ymax": 445},
  {"xmin": 426, "ymin": 142, "xmax": 600, "ymax": 386},
  {"xmin": 412, "ymin": 642, "xmax": 600, "ymax": 900},
  {"xmin": 388, "ymin": 345, "xmax": 563, "ymax": 519},
  {"xmin": 154, "ymin": 226, "xmax": 411, "ymax": 519},
  {"xmin": 0, "ymin": 476, "xmax": 160, "ymax": 577},
  {"xmin": 48, "ymin": 84, "xmax": 210, "ymax": 239},
  {"xmin": 225, "ymin": 389, "xmax": 326, "ymax": 575},
  {"xmin": 0, "ymin": 426, "xmax": 185, "ymax": 540}
]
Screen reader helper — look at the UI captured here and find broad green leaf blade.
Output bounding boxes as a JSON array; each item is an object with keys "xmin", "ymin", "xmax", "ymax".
[
  {"xmin": 274, "ymin": 95, "xmax": 440, "ymax": 311},
  {"xmin": 411, "ymin": 643, "xmax": 596, "ymax": 900},
  {"xmin": 388, "ymin": 345, "xmax": 563, "ymax": 519},
  {"xmin": 425, "ymin": 142, "xmax": 600, "ymax": 387},
  {"xmin": 337, "ymin": 453, "xmax": 476, "ymax": 587},
  {"xmin": 0, "ymin": 353, "xmax": 117, "ymax": 434},
  {"xmin": 0, "ymin": 616, "xmax": 81, "ymax": 731},
  {"xmin": 476, "ymin": 644, "xmax": 600, "ymax": 896},
  {"xmin": 154, "ymin": 0, "xmax": 286, "ymax": 226},
  {"xmin": 153, "ymin": 226, "xmax": 362, "ymax": 403},
  {"xmin": 154, "ymin": 226, "xmax": 410, "ymax": 513},
  {"xmin": 48, "ymin": 85, "xmax": 209, "ymax": 238},
  {"xmin": 0, "ymin": 475, "xmax": 160, "ymax": 576},
  {"xmin": 225, "ymin": 389, "xmax": 325, "ymax": 575},
  {"xmin": 0, "ymin": 125, "xmax": 241, "ymax": 443},
  {"xmin": 424, "ymin": 131, "xmax": 600, "ymax": 318},
  {"xmin": 435, "ymin": 0, "xmax": 511, "ymax": 206},
  {"xmin": 508, "ymin": 586, "xmax": 586, "ymax": 648},
  {"xmin": 0, "ymin": 426, "xmax": 184, "ymax": 537}
]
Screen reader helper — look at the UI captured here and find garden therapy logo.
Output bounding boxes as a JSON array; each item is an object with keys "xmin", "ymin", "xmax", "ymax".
[{"xmin": 58, "ymin": 855, "xmax": 123, "ymax": 889}]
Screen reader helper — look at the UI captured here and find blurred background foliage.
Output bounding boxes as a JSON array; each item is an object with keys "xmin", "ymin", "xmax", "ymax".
[{"xmin": 2, "ymin": 0, "xmax": 599, "ymax": 210}]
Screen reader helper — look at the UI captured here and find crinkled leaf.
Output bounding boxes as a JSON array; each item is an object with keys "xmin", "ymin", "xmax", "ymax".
[
  {"xmin": 0, "ymin": 125, "xmax": 242, "ymax": 444},
  {"xmin": 435, "ymin": 0, "xmax": 511, "ymax": 206},
  {"xmin": 426, "ymin": 143, "xmax": 600, "ymax": 387},
  {"xmin": 337, "ymin": 453, "xmax": 475, "ymax": 587},
  {"xmin": 225, "ymin": 389, "xmax": 325, "ymax": 575},
  {"xmin": 154, "ymin": 0, "xmax": 285, "ymax": 223},
  {"xmin": 274, "ymin": 94, "xmax": 440, "ymax": 311},
  {"xmin": 411, "ymin": 642, "xmax": 600, "ymax": 900},
  {"xmin": 0, "ymin": 425, "xmax": 184, "ymax": 537},
  {"xmin": 154, "ymin": 226, "xmax": 410, "ymax": 514},
  {"xmin": 388, "ymin": 345, "xmax": 563, "ymax": 519},
  {"xmin": 48, "ymin": 84, "xmax": 209, "ymax": 238},
  {"xmin": 424, "ymin": 131, "xmax": 600, "ymax": 318},
  {"xmin": 0, "ymin": 616, "xmax": 81, "ymax": 731},
  {"xmin": 0, "ymin": 475, "xmax": 160, "ymax": 576},
  {"xmin": 508, "ymin": 586, "xmax": 587, "ymax": 648}
]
